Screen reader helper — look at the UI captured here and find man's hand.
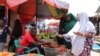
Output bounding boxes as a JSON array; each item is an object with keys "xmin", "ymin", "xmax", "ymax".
[{"xmin": 5, "ymin": 43, "xmax": 8, "ymax": 48}]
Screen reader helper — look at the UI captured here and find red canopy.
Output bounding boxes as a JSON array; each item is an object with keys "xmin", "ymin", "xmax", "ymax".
[
  {"xmin": 19, "ymin": 0, "xmax": 36, "ymax": 24},
  {"xmin": 0, "ymin": 0, "xmax": 2, "ymax": 5},
  {"xmin": 5, "ymin": 0, "xmax": 36, "ymax": 24},
  {"xmin": 6, "ymin": 0, "xmax": 27, "ymax": 7}
]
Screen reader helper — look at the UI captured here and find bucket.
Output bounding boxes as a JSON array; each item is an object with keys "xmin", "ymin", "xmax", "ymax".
[{"xmin": 44, "ymin": 47, "xmax": 58, "ymax": 56}]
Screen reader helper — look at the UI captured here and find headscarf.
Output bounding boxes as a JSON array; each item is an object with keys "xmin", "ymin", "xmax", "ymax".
[
  {"xmin": 78, "ymin": 12, "xmax": 89, "ymax": 25},
  {"xmin": 78, "ymin": 12, "xmax": 95, "ymax": 33},
  {"xmin": 64, "ymin": 13, "xmax": 77, "ymax": 33}
]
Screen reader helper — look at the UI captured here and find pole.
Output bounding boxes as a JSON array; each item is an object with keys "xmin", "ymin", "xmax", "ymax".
[{"xmin": 97, "ymin": 13, "xmax": 99, "ymax": 35}]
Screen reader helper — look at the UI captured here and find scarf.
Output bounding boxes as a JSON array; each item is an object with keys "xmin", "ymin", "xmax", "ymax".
[{"xmin": 64, "ymin": 13, "xmax": 77, "ymax": 33}]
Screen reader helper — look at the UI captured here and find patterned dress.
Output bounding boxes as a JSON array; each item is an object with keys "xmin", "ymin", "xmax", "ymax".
[{"xmin": 79, "ymin": 37, "xmax": 93, "ymax": 56}]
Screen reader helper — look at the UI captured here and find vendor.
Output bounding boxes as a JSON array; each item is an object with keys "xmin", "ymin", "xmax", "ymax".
[
  {"xmin": 56, "ymin": 13, "xmax": 77, "ymax": 50},
  {"xmin": 18, "ymin": 23, "xmax": 44, "ymax": 55}
]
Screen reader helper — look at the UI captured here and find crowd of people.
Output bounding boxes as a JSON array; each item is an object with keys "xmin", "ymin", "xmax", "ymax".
[{"xmin": 0, "ymin": 11, "xmax": 96, "ymax": 56}]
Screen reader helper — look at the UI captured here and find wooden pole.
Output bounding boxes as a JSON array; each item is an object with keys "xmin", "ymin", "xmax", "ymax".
[{"xmin": 97, "ymin": 13, "xmax": 99, "ymax": 35}]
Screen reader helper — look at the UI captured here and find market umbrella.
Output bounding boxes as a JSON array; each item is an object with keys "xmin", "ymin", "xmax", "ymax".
[
  {"xmin": 2, "ymin": 0, "xmax": 27, "ymax": 12},
  {"xmin": 37, "ymin": 0, "xmax": 51, "ymax": 18},
  {"xmin": 0, "ymin": 0, "xmax": 3, "ymax": 5},
  {"xmin": 38, "ymin": 0, "xmax": 69, "ymax": 19},
  {"xmin": 4, "ymin": 0, "xmax": 36, "ymax": 24},
  {"xmin": 18, "ymin": 0, "xmax": 36, "ymax": 24}
]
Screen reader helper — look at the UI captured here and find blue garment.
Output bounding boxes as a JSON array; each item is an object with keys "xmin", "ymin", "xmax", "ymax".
[{"xmin": 0, "ymin": 26, "xmax": 10, "ymax": 43}]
